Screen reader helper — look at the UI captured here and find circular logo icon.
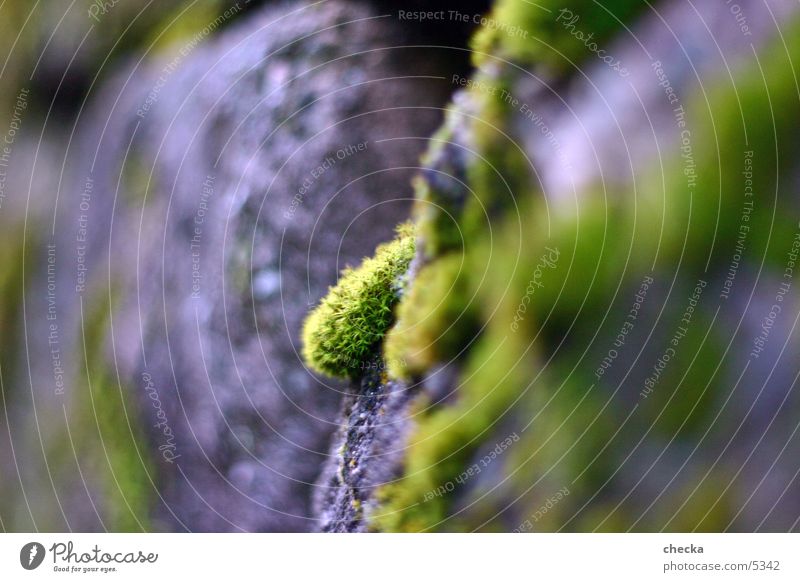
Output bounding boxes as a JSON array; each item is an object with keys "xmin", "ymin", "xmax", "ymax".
[{"xmin": 20, "ymin": 542, "xmax": 46, "ymax": 570}]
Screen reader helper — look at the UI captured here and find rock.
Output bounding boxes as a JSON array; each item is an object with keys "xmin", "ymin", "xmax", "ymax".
[{"xmin": 50, "ymin": 0, "xmax": 456, "ymax": 531}]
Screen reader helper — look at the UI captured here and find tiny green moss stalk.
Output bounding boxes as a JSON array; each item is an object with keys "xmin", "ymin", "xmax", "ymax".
[{"xmin": 302, "ymin": 223, "xmax": 416, "ymax": 379}]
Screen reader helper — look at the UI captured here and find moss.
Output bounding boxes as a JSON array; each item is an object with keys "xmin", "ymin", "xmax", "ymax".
[
  {"xmin": 302, "ymin": 223, "xmax": 415, "ymax": 379},
  {"xmin": 471, "ymin": 0, "xmax": 648, "ymax": 74},
  {"xmin": 143, "ymin": 0, "xmax": 229, "ymax": 55},
  {"xmin": 384, "ymin": 253, "xmax": 478, "ymax": 380},
  {"xmin": 414, "ymin": 126, "xmax": 471, "ymax": 259},
  {"xmin": 373, "ymin": 199, "xmax": 544, "ymax": 530},
  {"xmin": 373, "ymin": 315, "xmax": 536, "ymax": 532},
  {"xmin": 366, "ymin": 5, "xmax": 800, "ymax": 533},
  {"xmin": 414, "ymin": 70, "xmax": 532, "ymax": 259}
]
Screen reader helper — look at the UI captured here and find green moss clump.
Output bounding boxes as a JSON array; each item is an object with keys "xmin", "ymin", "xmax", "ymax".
[{"xmin": 302, "ymin": 224, "xmax": 415, "ymax": 379}]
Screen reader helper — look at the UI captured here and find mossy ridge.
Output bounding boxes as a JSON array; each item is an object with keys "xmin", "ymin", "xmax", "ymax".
[
  {"xmin": 372, "ymin": 66, "xmax": 547, "ymax": 529},
  {"xmin": 373, "ymin": 320, "xmax": 537, "ymax": 532},
  {"xmin": 302, "ymin": 223, "xmax": 416, "ymax": 380},
  {"xmin": 373, "ymin": 195, "xmax": 734, "ymax": 531},
  {"xmin": 383, "ymin": 64, "xmax": 535, "ymax": 374},
  {"xmin": 415, "ymin": 69, "xmax": 532, "ymax": 260},
  {"xmin": 373, "ymin": 193, "xmax": 548, "ymax": 530},
  {"xmin": 372, "ymin": 4, "xmax": 571, "ymax": 526},
  {"xmin": 370, "ymin": 13, "xmax": 800, "ymax": 532},
  {"xmin": 384, "ymin": 253, "xmax": 479, "ymax": 380},
  {"xmin": 471, "ymin": 0, "xmax": 648, "ymax": 73}
]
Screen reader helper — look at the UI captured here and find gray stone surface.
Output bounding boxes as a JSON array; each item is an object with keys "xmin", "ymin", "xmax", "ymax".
[{"xmin": 56, "ymin": 0, "xmax": 455, "ymax": 531}]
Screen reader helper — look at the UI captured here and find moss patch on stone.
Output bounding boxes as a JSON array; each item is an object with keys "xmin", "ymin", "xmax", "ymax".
[{"xmin": 302, "ymin": 224, "xmax": 416, "ymax": 379}]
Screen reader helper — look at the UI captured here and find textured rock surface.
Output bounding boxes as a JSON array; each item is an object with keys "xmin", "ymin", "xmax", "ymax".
[
  {"xmin": 2, "ymin": 0, "xmax": 461, "ymax": 531},
  {"xmin": 84, "ymin": 1, "xmax": 457, "ymax": 532},
  {"xmin": 313, "ymin": 362, "xmax": 417, "ymax": 532}
]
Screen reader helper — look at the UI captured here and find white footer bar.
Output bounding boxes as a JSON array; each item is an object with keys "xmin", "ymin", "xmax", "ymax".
[{"xmin": 0, "ymin": 533, "xmax": 795, "ymax": 580}]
